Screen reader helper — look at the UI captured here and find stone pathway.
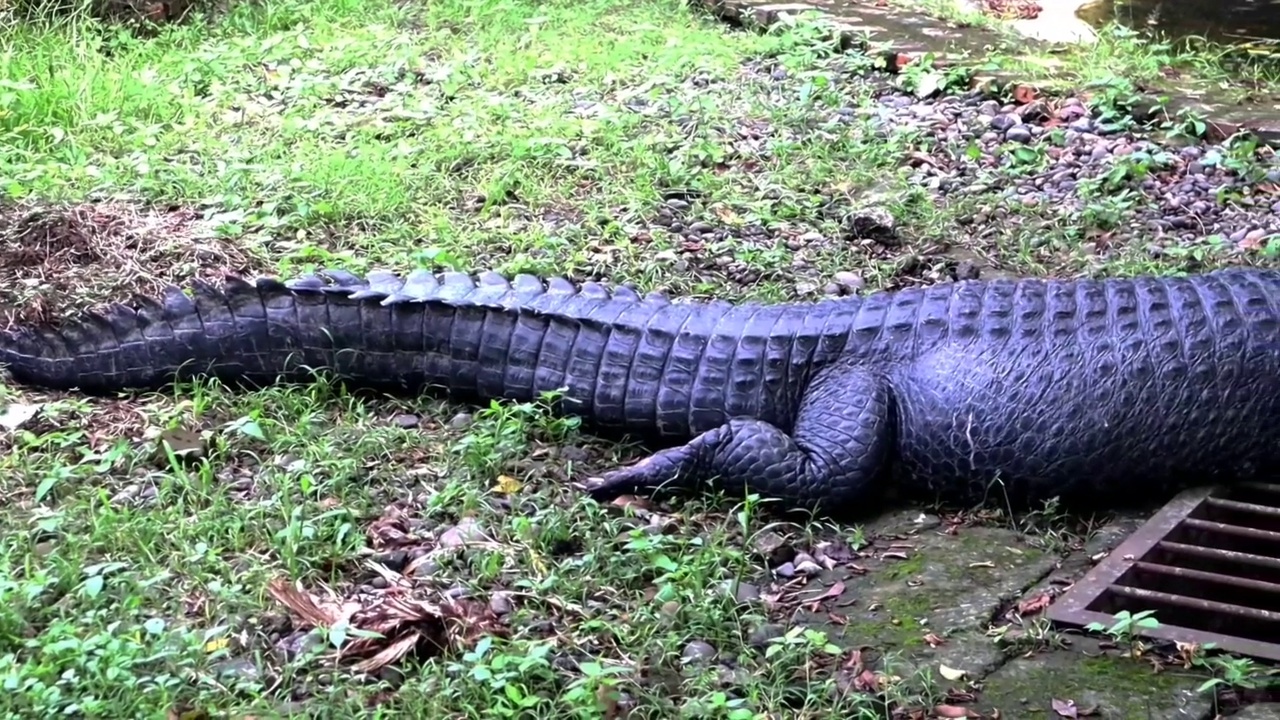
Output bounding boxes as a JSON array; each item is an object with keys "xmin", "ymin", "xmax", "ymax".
[
  {"xmin": 697, "ymin": 0, "xmax": 1280, "ymax": 145},
  {"xmin": 766, "ymin": 508, "xmax": 1231, "ymax": 718}
]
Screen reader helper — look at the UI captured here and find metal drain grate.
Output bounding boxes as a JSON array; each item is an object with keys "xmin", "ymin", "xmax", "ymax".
[{"xmin": 1047, "ymin": 482, "xmax": 1280, "ymax": 661}]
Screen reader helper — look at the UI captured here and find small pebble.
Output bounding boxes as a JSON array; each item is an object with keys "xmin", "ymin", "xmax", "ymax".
[
  {"xmin": 748, "ymin": 624, "xmax": 785, "ymax": 649},
  {"xmin": 1067, "ymin": 117, "xmax": 1093, "ymax": 133},
  {"xmin": 1005, "ymin": 125, "xmax": 1032, "ymax": 143},
  {"xmin": 682, "ymin": 641, "xmax": 718, "ymax": 664},
  {"xmin": 833, "ymin": 271, "xmax": 864, "ymax": 292},
  {"xmin": 392, "ymin": 413, "xmax": 420, "ymax": 429},
  {"xmin": 990, "ymin": 113, "xmax": 1019, "ymax": 132},
  {"xmin": 489, "ymin": 592, "xmax": 514, "ymax": 615}
]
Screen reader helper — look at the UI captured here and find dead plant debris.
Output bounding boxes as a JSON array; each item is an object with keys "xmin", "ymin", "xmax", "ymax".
[
  {"xmin": 0, "ymin": 200, "xmax": 262, "ymax": 329},
  {"xmin": 265, "ymin": 577, "xmax": 506, "ymax": 674}
]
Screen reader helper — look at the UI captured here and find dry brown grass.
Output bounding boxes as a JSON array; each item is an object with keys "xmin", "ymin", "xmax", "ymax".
[
  {"xmin": 0, "ymin": 199, "xmax": 266, "ymax": 329},
  {"xmin": 1, "ymin": 0, "xmax": 228, "ymax": 28}
]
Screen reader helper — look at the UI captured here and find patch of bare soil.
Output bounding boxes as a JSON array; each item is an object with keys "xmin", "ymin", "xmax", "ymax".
[{"xmin": 0, "ymin": 200, "xmax": 265, "ymax": 329}]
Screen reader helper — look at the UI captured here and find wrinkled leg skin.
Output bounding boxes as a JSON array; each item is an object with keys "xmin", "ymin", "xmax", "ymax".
[{"xmin": 585, "ymin": 367, "xmax": 893, "ymax": 513}]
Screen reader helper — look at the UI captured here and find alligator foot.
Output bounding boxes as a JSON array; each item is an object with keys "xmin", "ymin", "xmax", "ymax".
[{"xmin": 584, "ymin": 365, "xmax": 893, "ymax": 512}]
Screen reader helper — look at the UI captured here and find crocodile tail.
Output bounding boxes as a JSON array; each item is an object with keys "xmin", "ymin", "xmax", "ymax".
[{"xmin": 0, "ymin": 268, "xmax": 615, "ymax": 396}]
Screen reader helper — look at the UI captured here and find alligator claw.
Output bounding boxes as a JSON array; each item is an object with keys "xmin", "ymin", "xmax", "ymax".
[{"xmin": 581, "ymin": 473, "xmax": 627, "ymax": 501}]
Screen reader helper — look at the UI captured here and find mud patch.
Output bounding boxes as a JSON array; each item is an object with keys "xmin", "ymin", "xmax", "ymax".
[{"xmin": 0, "ymin": 200, "xmax": 264, "ymax": 328}]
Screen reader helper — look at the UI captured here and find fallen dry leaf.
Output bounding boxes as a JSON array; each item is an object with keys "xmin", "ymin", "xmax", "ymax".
[
  {"xmin": 712, "ymin": 204, "xmax": 741, "ymax": 224},
  {"xmin": 945, "ymin": 689, "xmax": 978, "ymax": 704},
  {"xmin": 610, "ymin": 495, "xmax": 655, "ymax": 515},
  {"xmin": 1175, "ymin": 640, "xmax": 1204, "ymax": 668},
  {"xmin": 492, "ymin": 474, "xmax": 522, "ymax": 495},
  {"xmin": 1018, "ymin": 593, "xmax": 1052, "ymax": 616},
  {"xmin": 1052, "ymin": 698, "xmax": 1078, "ymax": 718},
  {"xmin": 939, "ymin": 664, "xmax": 967, "ymax": 681},
  {"xmin": 1241, "ymin": 234, "xmax": 1268, "ymax": 252},
  {"xmin": 268, "ymin": 579, "xmax": 361, "ymax": 628},
  {"xmin": 366, "ymin": 504, "xmax": 421, "ymax": 549},
  {"xmin": 0, "ymin": 402, "xmax": 40, "ymax": 431},
  {"xmin": 934, "ymin": 705, "xmax": 973, "ymax": 718},
  {"xmin": 806, "ymin": 581, "xmax": 846, "ymax": 603},
  {"xmin": 893, "ymin": 53, "xmax": 918, "ymax": 70},
  {"xmin": 854, "ymin": 669, "xmax": 884, "ymax": 692},
  {"xmin": 843, "ymin": 648, "xmax": 864, "ymax": 673},
  {"xmin": 1013, "ymin": 84, "xmax": 1039, "ymax": 103},
  {"xmin": 908, "ymin": 151, "xmax": 936, "ymax": 167},
  {"xmin": 353, "ymin": 632, "xmax": 423, "ymax": 673},
  {"xmin": 365, "ymin": 561, "xmax": 412, "ymax": 590}
]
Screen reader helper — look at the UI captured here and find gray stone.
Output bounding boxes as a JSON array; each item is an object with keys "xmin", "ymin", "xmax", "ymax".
[
  {"xmin": 438, "ymin": 517, "xmax": 485, "ymax": 549},
  {"xmin": 720, "ymin": 579, "xmax": 761, "ymax": 604},
  {"xmin": 1020, "ymin": 100, "xmax": 1049, "ymax": 121},
  {"xmin": 391, "ymin": 413, "xmax": 420, "ymax": 429},
  {"xmin": 844, "ymin": 206, "xmax": 895, "ymax": 241},
  {"xmin": 833, "ymin": 271, "xmax": 864, "ymax": 292},
  {"xmin": 991, "ymin": 113, "xmax": 1019, "ymax": 132},
  {"xmin": 211, "ymin": 657, "xmax": 262, "ymax": 683},
  {"xmin": 681, "ymin": 640, "xmax": 718, "ymax": 664},
  {"xmin": 489, "ymin": 592, "xmax": 513, "ymax": 615},
  {"xmin": 748, "ymin": 623, "xmax": 785, "ymax": 650},
  {"xmin": 1005, "ymin": 124, "xmax": 1033, "ymax": 143}
]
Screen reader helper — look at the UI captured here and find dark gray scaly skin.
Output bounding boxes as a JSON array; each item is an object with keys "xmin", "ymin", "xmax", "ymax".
[{"xmin": 4, "ymin": 266, "xmax": 1280, "ymax": 513}]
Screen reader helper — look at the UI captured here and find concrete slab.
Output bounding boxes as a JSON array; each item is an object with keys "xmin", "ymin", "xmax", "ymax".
[
  {"xmin": 756, "ymin": 509, "xmax": 1233, "ymax": 715},
  {"xmin": 976, "ymin": 647, "xmax": 1212, "ymax": 719}
]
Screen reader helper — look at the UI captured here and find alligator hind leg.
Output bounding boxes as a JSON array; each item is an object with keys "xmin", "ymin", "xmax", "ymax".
[{"xmin": 584, "ymin": 366, "xmax": 893, "ymax": 513}]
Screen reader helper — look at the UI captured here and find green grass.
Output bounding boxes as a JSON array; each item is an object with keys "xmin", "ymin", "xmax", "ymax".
[{"xmin": 0, "ymin": 0, "xmax": 1277, "ymax": 717}]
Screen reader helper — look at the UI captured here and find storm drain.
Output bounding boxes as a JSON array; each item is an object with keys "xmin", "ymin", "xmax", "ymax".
[{"xmin": 1047, "ymin": 482, "xmax": 1280, "ymax": 662}]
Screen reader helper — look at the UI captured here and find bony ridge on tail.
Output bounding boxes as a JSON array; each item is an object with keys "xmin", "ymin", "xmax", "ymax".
[{"xmin": 4, "ymin": 266, "xmax": 1280, "ymax": 515}]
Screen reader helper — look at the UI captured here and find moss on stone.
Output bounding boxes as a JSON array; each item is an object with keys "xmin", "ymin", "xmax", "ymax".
[
  {"xmin": 978, "ymin": 649, "xmax": 1211, "ymax": 718},
  {"xmin": 882, "ymin": 552, "xmax": 925, "ymax": 581},
  {"xmin": 942, "ymin": 532, "xmax": 1048, "ymax": 584},
  {"xmin": 837, "ymin": 592, "xmax": 938, "ymax": 649}
]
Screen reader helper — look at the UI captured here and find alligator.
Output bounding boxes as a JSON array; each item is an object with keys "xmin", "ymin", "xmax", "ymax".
[{"xmin": 3, "ymin": 266, "xmax": 1280, "ymax": 514}]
